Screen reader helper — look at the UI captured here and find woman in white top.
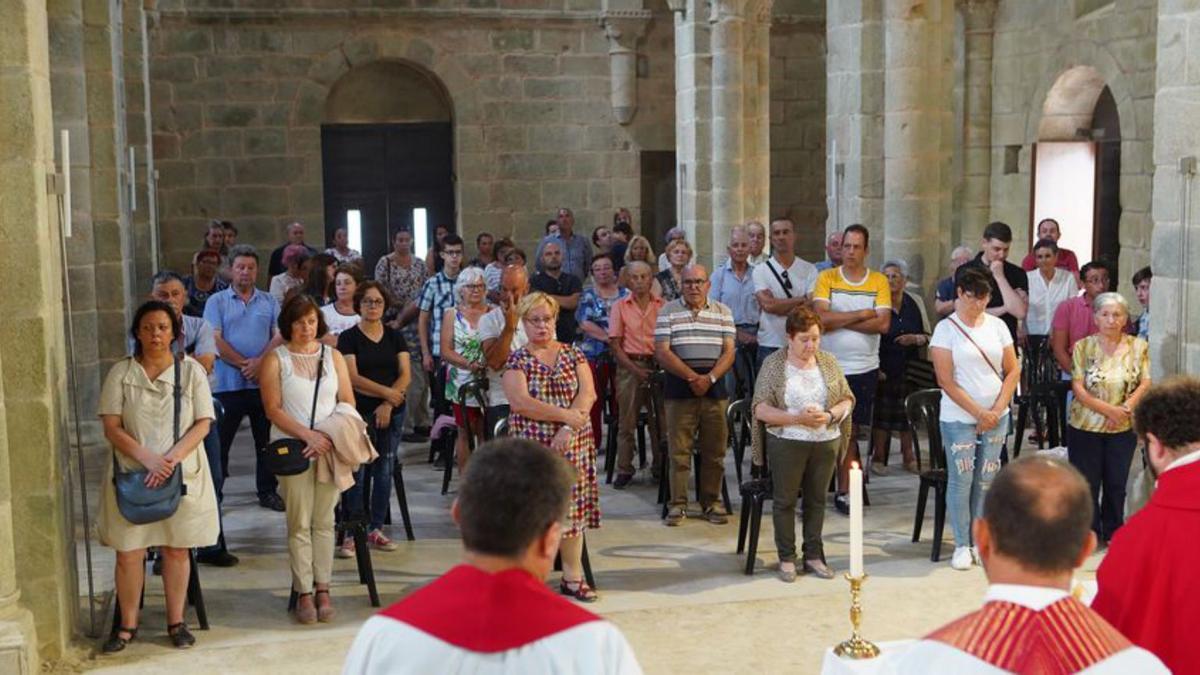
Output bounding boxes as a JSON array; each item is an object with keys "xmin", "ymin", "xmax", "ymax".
[
  {"xmin": 752, "ymin": 306, "xmax": 854, "ymax": 583},
  {"xmin": 325, "ymin": 227, "xmax": 362, "ymax": 266},
  {"xmin": 320, "ymin": 264, "xmax": 362, "ymax": 343},
  {"xmin": 261, "ymin": 294, "xmax": 355, "ymax": 625},
  {"xmin": 1024, "ymin": 238, "xmax": 1078, "ymax": 356},
  {"xmin": 99, "ymin": 301, "xmax": 219, "ymax": 652},
  {"xmin": 930, "ymin": 266, "xmax": 1021, "ymax": 571},
  {"xmin": 441, "ymin": 266, "xmax": 489, "ymax": 471}
]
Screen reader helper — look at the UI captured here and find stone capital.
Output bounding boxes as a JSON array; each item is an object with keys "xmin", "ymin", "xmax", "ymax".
[
  {"xmin": 956, "ymin": 0, "xmax": 997, "ymax": 31},
  {"xmin": 709, "ymin": 0, "xmax": 750, "ymax": 24},
  {"xmin": 665, "ymin": 0, "xmax": 686, "ymax": 14},
  {"xmin": 600, "ymin": 10, "xmax": 652, "ymax": 53}
]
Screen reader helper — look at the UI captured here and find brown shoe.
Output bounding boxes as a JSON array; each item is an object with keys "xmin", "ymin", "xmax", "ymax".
[
  {"xmin": 315, "ymin": 589, "xmax": 336, "ymax": 623},
  {"xmin": 803, "ymin": 559, "xmax": 836, "ymax": 579},
  {"xmin": 293, "ymin": 592, "xmax": 317, "ymax": 625}
]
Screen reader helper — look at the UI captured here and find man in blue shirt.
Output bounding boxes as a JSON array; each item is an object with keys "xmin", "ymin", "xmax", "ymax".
[
  {"xmin": 204, "ymin": 245, "xmax": 284, "ymax": 512},
  {"xmin": 813, "ymin": 232, "xmax": 844, "ymax": 271},
  {"xmin": 709, "ymin": 225, "xmax": 760, "ymax": 400},
  {"xmin": 534, "ymin": 207, "xmax": 592, "ymax": 282}
]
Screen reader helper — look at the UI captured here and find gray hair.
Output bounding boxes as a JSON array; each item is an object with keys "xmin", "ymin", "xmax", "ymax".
[
  {"xmin": 665, "ymin": 226, "xmax": 686, "ymax": 244},
  {"xmin": 1093, "ymin": 292, "xmax": 1130, "ymax": 317},
  {"xmin": 149, "ymin": 270, "xmax": 185, "ymax": 292},
  {"xmin": 228, "ymin": 244, "xmax": 259, "ymax": 263},
  {"xmin": 881, "ymin": 259, "xmax": 909, "ymax": 278},
  {"xmin": 950, "ymin": 246, "xmax": 973, "ymax": 262},
  {"xmin": 455, "ymin": 266, "xmax": 487, "ymax": 302}
]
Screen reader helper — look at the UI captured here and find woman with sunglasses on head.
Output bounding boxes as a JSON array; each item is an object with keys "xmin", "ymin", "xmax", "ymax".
[{"xmin": 929, "ymin": 266, "xmax": 1021, "ymax": 571}]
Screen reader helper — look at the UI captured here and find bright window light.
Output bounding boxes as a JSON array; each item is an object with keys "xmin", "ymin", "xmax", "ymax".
[
  {"xmin": 346, "ymin": 209, "xmax": 362, "ymax": 253},
  {"xmin": 413, "ymin": 208, "xmax": 429, "ymax": 260}
]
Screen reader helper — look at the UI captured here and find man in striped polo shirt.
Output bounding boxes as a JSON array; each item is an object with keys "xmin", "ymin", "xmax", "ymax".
[{"xmin": 654, "ymin": 264, "xmax": 737, "ymax": 526}]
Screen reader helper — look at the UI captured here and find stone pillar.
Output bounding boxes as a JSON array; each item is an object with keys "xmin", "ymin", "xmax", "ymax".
[
  {"xmin": 958, "ymin": 0, "xmax": 995, "ymax": 246},
  {"xmin": 742, "ymin": 0, "xmax": 772, "ymax": 230},
  {"xmin": 0, "ymin": 0, "xmax": 74, "ymax": 665},
  {"xmin": 123, "ymin": 0, "xmax": 158, "ymax": 292},
  {"xmin": 881, "ymin": 0, "xmax": 950, "ymax": 288},
  {"xmin": 709, "ymin": 0, "xmax": 746, "ymax": 262},
  {"xmin": 670, "ymin": 0, "xmax": 713, "ymax": 258},
  {"xmin": 600, "ymin": 10, "xmax": 651, "ymax": 125},
  {"xmin": 1149, "ymin": 1, "xmax": 1200, "ymax": 378}
]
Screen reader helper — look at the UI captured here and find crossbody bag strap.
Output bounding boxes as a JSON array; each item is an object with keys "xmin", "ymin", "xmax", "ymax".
[
  {"xmin": 947, "ymin": 317, "xmax": 1003, "ymax": 381},
  {"xmin": 764, "ymin": 259, "xmax": 793, "ymax": 299},
  {"xmin": 173, "ymin": 354, "xmax": 182, "ymax": 442},
  {"xmin": 308, "ymin": 344, "xmax": 326, "ymax": 430}
]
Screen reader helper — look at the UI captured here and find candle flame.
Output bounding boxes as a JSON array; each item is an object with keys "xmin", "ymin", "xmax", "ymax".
[{"xmin": 851, "ymin": 461, "xmax": 860, "ymax": 470}]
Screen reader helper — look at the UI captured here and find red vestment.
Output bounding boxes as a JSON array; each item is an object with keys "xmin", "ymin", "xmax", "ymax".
[{"xmin": 1093, "ymin": 458, "xmax": 1200, "ymax": 674}]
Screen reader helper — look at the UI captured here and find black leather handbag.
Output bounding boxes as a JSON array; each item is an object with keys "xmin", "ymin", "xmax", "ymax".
[
  {"xmin": 113, "ymin": 356, "xmax": 187, "ymax": 525},
  {"xmin": 261, "ymin": 345, "xmax": 325, "ymax": 476}
]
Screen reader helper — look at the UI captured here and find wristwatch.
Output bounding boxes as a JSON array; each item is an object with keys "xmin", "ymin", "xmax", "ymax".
[{"xmin": 708, "ymin": 374, "xmax": 717, "ymax": 385}]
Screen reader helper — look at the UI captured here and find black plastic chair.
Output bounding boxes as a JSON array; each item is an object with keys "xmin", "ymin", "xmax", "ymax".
[
  {"xmin": 727, "ymin": 398, "xmax": 752, "ymax": 484},
  {"xmin": 302, "ymin": 498, "xmax": 380, "ymax": 610},
  {"xmin": 1012, "ymin": 339, "xmax": 1063, "ymax": 457},
  {"xmin": 110, "ymin": 549, "xmax": 208, "ymax": 641},
  {"xmin": 736, "ymin": 418, "xmax": 772, "ymax": 575},
  {"xmin": 357, "ymin": 425, "xmax": 416, "ymax": 541},
  {"xmin": 552, "ymin": 533, "xmax": 597, "ymax": 590},
  {"xmin": 906, "ymin": 388, "xmax": 949, "ymax": 562}
]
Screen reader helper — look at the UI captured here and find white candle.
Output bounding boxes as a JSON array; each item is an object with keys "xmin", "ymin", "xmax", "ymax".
[{"xmin": 850, "ymin": 461, "xmax": 864, "ymax": 577}]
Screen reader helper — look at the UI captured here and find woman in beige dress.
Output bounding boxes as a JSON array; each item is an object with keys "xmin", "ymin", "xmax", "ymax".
[{"xmin": 98, "ymin": 300, "xmax": 219, "ymax": 652}]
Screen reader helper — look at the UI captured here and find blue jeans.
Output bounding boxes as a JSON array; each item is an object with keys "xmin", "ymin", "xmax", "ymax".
[
  {"xmin": 344, "ymin": 405, "xmax": 405, "ymax": 532},
  {"xmin": 940, "ymin": 413, "xmax": 1009, "ymax": 547}
]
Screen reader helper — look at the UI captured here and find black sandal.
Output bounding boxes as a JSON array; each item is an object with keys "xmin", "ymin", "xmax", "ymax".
[
  {"xmin": 559, "ymin": 578, "xmax": 598, "ymax": 603},
  {"xmin": 167, "ymin": 622, "xmax": 195, "ymax": 649},
  {"xmin": 102, "ymin": 626, "xmax": 137, "ymax": 654}
]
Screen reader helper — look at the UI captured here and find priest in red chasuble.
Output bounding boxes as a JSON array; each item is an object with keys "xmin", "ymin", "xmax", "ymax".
[
  {"xmin": 1093, "ymin": 376, "xmax": 1200, "ymax": 674},
  {"xmin": 343, "ymin": 438, "xmax": 641, "ymax": 675},
  {"xmin": 893, "ymin": 456, "xmax": 1166, "ymax": 674}
]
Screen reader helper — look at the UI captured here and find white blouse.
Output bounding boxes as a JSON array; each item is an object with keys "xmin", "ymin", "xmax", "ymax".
[
  {"xmin": 1026, "ymin": 268, "xmax": 1078, "ymax": 336},
  {"xmin": 770, "ymin": 362, "xmax": 841, "ymax": 443}
]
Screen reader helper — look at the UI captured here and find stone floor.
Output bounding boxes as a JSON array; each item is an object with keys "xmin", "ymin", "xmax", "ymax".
[{"xmin": 75, "ymin": 430, "xmax": 1104, "ymax": 674}]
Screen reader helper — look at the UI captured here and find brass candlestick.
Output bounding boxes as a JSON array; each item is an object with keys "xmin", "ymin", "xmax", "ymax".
[{"xmin": 833, "ymin": 573, "xmax": 880, "ymax": 659}]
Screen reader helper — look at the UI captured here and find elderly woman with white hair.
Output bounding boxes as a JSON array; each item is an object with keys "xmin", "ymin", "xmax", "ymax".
[
  {"xmin": 1067, "ymin": 291, "xmax": 1150, "ymax": 543},
  {"xmin": 657, "ymin": 226, "xmax": 691, "ymax": 272},
  {"xmin": 440, "ymin": 266, "xmax": 489, "ymax": 469},
  {"xmin": 869, "ymin": 259, "xmax": 929, "ymax": 474}
]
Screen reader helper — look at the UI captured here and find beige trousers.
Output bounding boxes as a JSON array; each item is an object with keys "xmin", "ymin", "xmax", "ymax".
[{"xmin": 280, "ymin": 462, "xmax": 340, "ymax": 593}]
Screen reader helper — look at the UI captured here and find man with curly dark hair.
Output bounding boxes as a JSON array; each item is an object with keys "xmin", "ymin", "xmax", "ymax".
[{"xmin": 1092, "ymin": 376, "xmax": 1200, "ymax": 674}]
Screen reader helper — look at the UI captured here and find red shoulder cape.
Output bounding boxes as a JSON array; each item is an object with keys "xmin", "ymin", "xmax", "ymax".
[
  {"xmin": 928, "ymin": 597, "xmax": 1130, "ymax": 674},
  {"xmin": 378, "ymin": 565, "xmax": 602, "ymax": 653}
]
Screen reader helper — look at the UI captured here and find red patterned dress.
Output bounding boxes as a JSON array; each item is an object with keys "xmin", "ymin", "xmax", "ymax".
[{"xmin": 506, "ymin": 344, "xmax": 600, "ymax": 537}]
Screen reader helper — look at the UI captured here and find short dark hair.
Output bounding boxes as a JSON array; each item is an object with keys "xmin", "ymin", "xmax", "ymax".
[
  {"xmin": 1079, "ymin": 259, "xmax": 1112, "ymax": 282},
  {"xmin": 353, "ymin": 280, "xmax": 393, "ymax": 315},
  {"xmin": 149, "ymin": 270, "xmax": 186, "ymax": 293},
  {"xmin": 475, "ymin": 231, "xmax": 493, "ymax": 245},
  {"xmin": 1032, "ymin": 238, "xmax": 1059, "ymax": 254},
  {"xmin": 1132, "ymin": 265, "xmax": 1153, "ymax": 286},
  {"xmin": 228, "ymin": 244, "xmax": 259, "ymax": 264},
  {"xmin": 842, "ymin": 223, "xmax": 870, "ymax": 248},
  {"xmin": 302, "ymin": 253, "xmax": 338, "ymax": 301},
  {"xmin": 954, "ymin": 265, "xmax": 993, "ymax": 298},
  {"xmin": 591, "ymin": 226, "xmax": 610, "ymax": 247},
  {"xmin": 785, "ymin": 305, "xmax": 823, "ymax": 337},
  {"xmin": 220, "ymin": 220, "xmax": 238, "ymax": 235},
  {"xmin": 984, "ymin": 456, "xmax": 1093, "ymax": 574},
  {"xmin": 441, "ymin": 233, "xmax": 464, "ymax": 250},
  {"xmin": 333, "ymin": 262, "xmax": 363, "ymax": 285},
  {"xmin": 982, "ymin": 221, "xmax": 1013, "ymax": 243},
  {"xmin": 546, "ymin": 219, "xmax": 558, "ymax": 234},
  {"xmin": 507, "ymin": 247, "xmax": 527, "ymax": 264},
  {"xmin": 130, "ymin": 300, "xmax": 181, "ymax": 357},
  {"xmin": 457, "ymin": 438, "xmax": 574, "ymax": 558},
  {"xmin": 277, "ymin": 293, "xmax": 328, "ymax": 341},
  {"xmin": 1134, "ymin": 377, "xmax": 1200, "ymax": 451},
  {"xmin": 613, "ymin": 221, "xmax": 634, "ymax": 238},
  {"xmin": 591, "ymin": 253, "xmax": 614, "ymax": 271}
]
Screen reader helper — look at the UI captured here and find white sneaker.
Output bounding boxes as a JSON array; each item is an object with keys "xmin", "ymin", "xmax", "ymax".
[
  {"xmin": 951, "ymin": 546, "xmax": 973, "ymax": 571},
  {"xmin": 971, "ymin": 546, "xmax": 980, "ymax": 564}
]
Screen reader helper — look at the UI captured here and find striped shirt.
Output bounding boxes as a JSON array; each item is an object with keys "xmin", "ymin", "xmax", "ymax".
[
  {"xmin": 812, "ymin": 267, "xmax": 891, "ymax": 375},
  {"xmin": 654, "ymin": 298, "xmax": 735, "ymax": 399}
]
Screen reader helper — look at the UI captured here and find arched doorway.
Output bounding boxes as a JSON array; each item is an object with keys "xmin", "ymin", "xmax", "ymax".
[
  {"xmin": 321, "ymin": 61, "xmax": 455, "ymax": 274},
  {"xmin": 1032, "ymin": 66, "xmax": 1121, "ymax": 269}
]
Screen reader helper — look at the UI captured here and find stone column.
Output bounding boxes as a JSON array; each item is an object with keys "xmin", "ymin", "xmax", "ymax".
[
  {"xmin": 741, "ymin": 0, "xmax": 772, "ymax": 230},
  {"xmin": 881, "ymin": 0, "xmax": 950, "ymax": 288},
  {"xmin": 123, "ymin": 0, "xmax": 158, "ymax": 292},
  {"xmin": 670, "ymin": 0, "xmax": 713, "ymax": 257},
  {"xmin": 958, "ymin": 0, "xmax": 995, "ymax": 246},
  {"xmin": 709, "ymin": 0, "xmax": 746, "ymax": 262},
  {"xmin": 600, "ymin": 10, "xmax": 651, "ymax": 125}
]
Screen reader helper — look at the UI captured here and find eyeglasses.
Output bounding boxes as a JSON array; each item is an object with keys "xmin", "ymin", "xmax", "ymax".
[
  {"xmin": 443, "ymin": 250, "xmax": 464, "ymax": 257},
  {"xmin": 961, "ymin": 292, "xmax": 990, "ymax": 302},
  {"xmin": 461, "ymin": 284, "xmax": 485, "ymax": 291},
  {"xmin": 360, "ymin": 298, "xmax": 385, "ymax": 306},
  {"xmin": 524, "ymin": 316, "xmax": 554, "ymax": 326},
  {"xmin": 681, "ymin": 279, "xmax": 707, "ymax": 287}
]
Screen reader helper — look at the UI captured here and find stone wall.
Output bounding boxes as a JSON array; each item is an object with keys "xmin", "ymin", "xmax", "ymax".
[{"xmin": 988, "ymin": 0, "xmax": 1156, "ymax": 295}]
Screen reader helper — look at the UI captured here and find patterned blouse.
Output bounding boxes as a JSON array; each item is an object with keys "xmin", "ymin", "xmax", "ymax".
[
  {"xmin": 1069, "ymin": 335, "xmax": 1150, "ymax": 433},
  {"xmin": 574, "ymin": 286, "xmax": 628, "ymax": 360},
  {"xmin": 374, "ymin": 254, "xmax": 427, "ymax": 348},
  {"xmin": 656, "ymin": 269, "xmax": 681, "ymax": 302}
]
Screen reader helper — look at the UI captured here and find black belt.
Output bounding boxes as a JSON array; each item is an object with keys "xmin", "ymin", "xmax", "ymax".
[{"xmin": 629, "ymin": 354, "xmax": 655, "ymax": 361}]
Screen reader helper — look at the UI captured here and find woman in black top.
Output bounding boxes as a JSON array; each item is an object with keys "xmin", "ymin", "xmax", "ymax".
[{"xmin": 336, "ymin": 281, "xmax": 411, "ymax": 554}]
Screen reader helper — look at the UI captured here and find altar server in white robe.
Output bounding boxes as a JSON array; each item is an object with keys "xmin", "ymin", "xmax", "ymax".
[
  {"xmin": 890, "ymin": 457, "xmax": 1165, "ymax": 675},
  {"xmin": 343, "ymin": 437, "xmax": 642, "ymax": 675}
]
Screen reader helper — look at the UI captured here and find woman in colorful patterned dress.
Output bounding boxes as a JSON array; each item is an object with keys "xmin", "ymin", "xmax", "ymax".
[
  {"xmin": 502, "ymin": 291, "xmax": 600, "ymax": 602},
  {"xmin": 441, "ymin": 267, "xmax": 489, "ymax": 470}
]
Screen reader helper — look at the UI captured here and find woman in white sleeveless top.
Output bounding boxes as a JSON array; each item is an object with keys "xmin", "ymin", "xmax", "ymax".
[{"xmin": 261, "ymin": 294, "xmax": 355, "ymax": 624}]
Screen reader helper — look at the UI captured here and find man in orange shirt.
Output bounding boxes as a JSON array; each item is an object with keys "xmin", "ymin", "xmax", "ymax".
[{"xmin": 608, "ymin": 261, "xmax": 664, "ymax": 488}]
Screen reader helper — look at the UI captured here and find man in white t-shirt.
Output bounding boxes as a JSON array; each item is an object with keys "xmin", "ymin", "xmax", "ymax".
[
  {"xmin": 812, "ymin": 225, "xmax": 892, "ymax": 511},
  {"xmin": 752, "ymin": 218, "xmax": 817, "ymax": 368},
  {"xmin": 479, "ymin": 264, "xmax": 529, "ymax": 437}
]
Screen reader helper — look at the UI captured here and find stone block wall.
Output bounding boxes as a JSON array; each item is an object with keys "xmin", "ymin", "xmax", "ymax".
[
  {"xmin": 988, "ymin": 0, "xmax": 1156, "ymax": 295},
  {"xmin": 147, "ymin": 5, "xmax": 678, "ymax": 273}
]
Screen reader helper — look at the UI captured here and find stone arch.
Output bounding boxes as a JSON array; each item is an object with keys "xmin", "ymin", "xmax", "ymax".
[
  {"xmin": 1022, "ymin": 40, "xmax": 1141, "ymax": 145},
  {"xmin": 1037, "ymin": 65, "xmax": 1108, "ymax": 140},
  {"xmin": 323, "ymin": 60, "xmax": 453, "ymax": 124}
]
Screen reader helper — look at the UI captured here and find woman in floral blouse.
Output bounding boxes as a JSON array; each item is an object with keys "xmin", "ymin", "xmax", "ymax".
[
  {"xmin": 1067, "ymin": 292, "xmax": 1151, "ymax": 543},
  {"xmin": 575, "ymin": 254, "xmax": 628, "ymax": 450}
]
